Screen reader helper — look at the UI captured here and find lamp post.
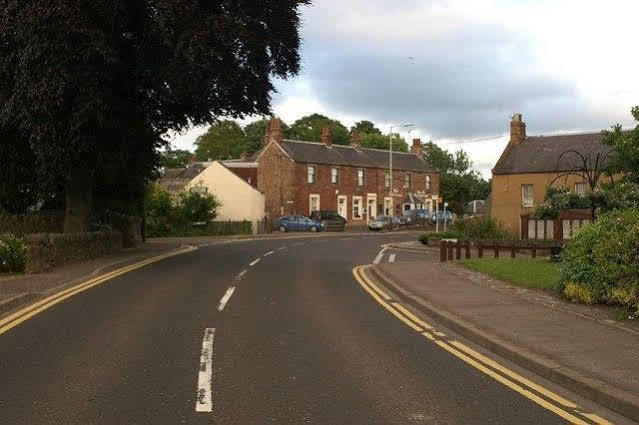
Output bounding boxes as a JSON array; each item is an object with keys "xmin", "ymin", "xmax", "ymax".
[
  {"xmin": 432, "ymin": 194, "xmax": 439, "ymax": 233},
  {"xmin": 443, "ymin": 202, "xmax": 448, "ymax": 232},
  {"xmin": 389, "ymin": 123, "xmax": 413, "ymax": 216}
]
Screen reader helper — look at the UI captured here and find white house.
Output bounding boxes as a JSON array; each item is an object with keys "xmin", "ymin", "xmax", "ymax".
[{"xmin": 159, "ymin": 161, "xmax": 265, "ymax": 234}]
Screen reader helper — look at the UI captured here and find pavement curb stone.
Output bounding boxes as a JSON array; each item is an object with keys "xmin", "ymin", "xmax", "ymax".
[
  {"xmin": 367, "ymin": 265, "xmax": 639, "ymax": 423},
  {"xmin": 0, "ymin": 293, "xmax": 40, "ymax": 316}
]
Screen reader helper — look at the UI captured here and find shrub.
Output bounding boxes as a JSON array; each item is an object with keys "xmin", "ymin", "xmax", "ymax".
[
  {"xmin": 560, "ymin": 208, "xmax": 639, "ymax": 313},
  {"xmin": 0, "ymin": 233, "xmax": 27, "ymax": 273},
  {"xmin": 453, "ymin": 216, "xmax": 510, "ymax": 240}
]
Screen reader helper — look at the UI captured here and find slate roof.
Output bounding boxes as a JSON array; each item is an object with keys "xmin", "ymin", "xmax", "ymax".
[
  {"xmin": 158, "ymin": 163, "xmax": 208, "ymax": 193},
  {"xmin": 492, "ymin": 131, "xmax": 613, "ymax": 175},
  {"xmin": 254, "ymin": 139, "xmax": 436, "ymax": 173}
]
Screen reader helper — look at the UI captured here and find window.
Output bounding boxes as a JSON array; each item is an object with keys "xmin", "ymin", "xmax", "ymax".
[
  {"xmin": 521, "ymin": 184, "xmax": 534, "ymax": 207},
  {"xmin": 331, "ymin": 167, "xmax": 339, "ymax": 184},
  {"xmin": 404, "ymin": 173, "xmax": 412, "ymax": 189},
  {"xmin": 307, "ymin": 166, "xmax": 316, "ymax": 184},
  {"xmin": 357, "ymin": 169, "xmax": 365, "ymax": 186},
  {"xmin": 426, "ymin": 175, "xmax": 431, "ymax": 191},
  {"xmin": 352, "ymin": 196, "xmax": 363, "ymax": 219},
  {"xmin": 575, "ymin": 182, "xmax": 587, "ymax": 196},
  {"xmin": 385, "ymin": 172, "xmax": 391, "ymax": 189},
  {"xmin": 309, "ymin": 194, "xmax": 320, "ymax": 215}
]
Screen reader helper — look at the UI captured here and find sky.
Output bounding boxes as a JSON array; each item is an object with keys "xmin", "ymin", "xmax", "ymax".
[{"xmin": 167, "ymin": 0, "xmax": 639, "ymax": 179}]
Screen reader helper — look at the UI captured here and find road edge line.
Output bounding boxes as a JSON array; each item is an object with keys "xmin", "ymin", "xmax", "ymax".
[
  {"xmin": 0, "ymin": 245, "xmax": 197, "ymax": 335},
  {"xmin": 366, "ymin": 265, "xmax": 639, "ymax": 423}
]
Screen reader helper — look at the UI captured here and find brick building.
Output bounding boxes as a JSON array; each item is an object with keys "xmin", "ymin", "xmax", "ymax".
[
  {"xmin": 253, "ymin": 119, "xmax": 440, "ymax": 223},
  {"xmin": 491, "ymin": 114, "xmax": 614, "ymax": 239}
]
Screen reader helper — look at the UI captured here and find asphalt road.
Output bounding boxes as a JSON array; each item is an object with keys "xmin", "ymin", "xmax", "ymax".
[{"xmin": 0, "ymin": 233, "xmax": 586, "ymax": 424}]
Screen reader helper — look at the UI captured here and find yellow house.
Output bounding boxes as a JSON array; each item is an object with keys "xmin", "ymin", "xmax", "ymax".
[{"xmin": 491, "ymin": 114, "xmax": 613, "ymax": 239}]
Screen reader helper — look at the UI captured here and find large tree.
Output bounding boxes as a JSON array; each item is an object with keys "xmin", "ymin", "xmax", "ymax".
[
  {"xmin": 287, "ymin": 113, "xmax": 350, "ymax": 145},
  {"xmin": 243, "ymin": 117, "xmax": 290, "ymax": 155},
  {"xmin": 159, "ymin": 149, "xmax": 194, "ymax": 170},
  {"xmin": 603, "ymin": 106, "xmax": 639, "ymax": 183},
  {"xmin": 423, "ymin": 142, "xmax": 490, "ymax": 214},
  {"xmin": 360, "ymin": 133, "xmax": 408, "ymax": 152},
  {"xmin": 0, "ymin": 0, "xmax": 309, "ymax": 231},
  {"xmin": 351, "ymin": 120, "xmax": 382, "ymax": 135},
  {"xmin": 195, "ymin": 120, "xmax": 246, "ymax": 161}
]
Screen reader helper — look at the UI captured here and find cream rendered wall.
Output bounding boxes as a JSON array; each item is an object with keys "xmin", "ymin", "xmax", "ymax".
[{"xmin": 186, "ymin": 161, "xmax": 265, "ymax": 234}]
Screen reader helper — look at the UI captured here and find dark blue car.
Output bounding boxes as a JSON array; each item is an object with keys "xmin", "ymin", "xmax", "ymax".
[{"xmin": 275, "ymin": 215, "xmax": 326, "ymax": 233}]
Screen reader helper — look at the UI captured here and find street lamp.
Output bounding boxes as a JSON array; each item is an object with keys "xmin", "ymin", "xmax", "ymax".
[
  {"xmin": 389, "ymin": 123, "xmax": 413, "ymax": 215},
  {"xmin": 443, "ymin": 202, "xmax": 449, "ymax": 232}
]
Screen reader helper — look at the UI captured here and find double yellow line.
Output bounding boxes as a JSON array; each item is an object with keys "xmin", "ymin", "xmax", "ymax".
[
  {"xmin": 0, "ymin": 245, "xmax": 197, "ymax": 336},
  {"xmin": 352, "ymin": 265, "xmax": 612, "ymax": 425}
]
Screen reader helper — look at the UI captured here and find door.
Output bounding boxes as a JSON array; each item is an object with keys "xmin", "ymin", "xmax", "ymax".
[
  {"xmin": 367, "ymin": 195, "xmax": 377, "ymax": 220},
  {"xmin": 384, "ymin": 197, "xmax": 392, "ymax": 216},
  {"xmin": 309, "ymin": 194, "xmax": 320, "ymax": 216},
  {"xmin": 337, "ymin": 196, "xmax": 347, "ymax": 219}
]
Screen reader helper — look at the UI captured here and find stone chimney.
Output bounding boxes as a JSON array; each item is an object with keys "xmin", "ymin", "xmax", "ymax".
[
  {"xmin": 351, "ymin": 130, "xmax": 361, "ymax": 149},
  {"xmin": 410, "ymin": 138, "xmax": 423, "ymax": 156},
  {"xmin": 510, "ymin": 113, "xmax": 526, "ymax": 145},
  {"xmin": 265, "ymin": 118, "xmax": 283, "ymax": 144},
  {"xmin": 187, "ymin": 154, "xmax": 197, "ymax": 167},
  {"xmin": 321, "ymin": 126, "xmax": 331, "ymax": 147}
]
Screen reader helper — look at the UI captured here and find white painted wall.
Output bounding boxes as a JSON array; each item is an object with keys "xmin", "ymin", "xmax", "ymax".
[{"xmin": 186, "ymin": 161, "xmax": 265, "ymax": 234}]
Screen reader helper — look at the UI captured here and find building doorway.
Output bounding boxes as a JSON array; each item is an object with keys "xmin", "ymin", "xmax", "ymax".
[
  {"xmin": 367, "ymin": 194, "xmax": 377, "ymax": 219},
  {"xmin": 337, "ymin": 196, "xmax": 347, "ymax": 219}
]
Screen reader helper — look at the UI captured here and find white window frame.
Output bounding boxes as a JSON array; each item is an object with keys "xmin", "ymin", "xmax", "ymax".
[
  {"xmin": 357, "ymin": 169, "xmax": 365, "ymax": 186},
  {"xmin": 309, "ymin": 194, "xmax": 320, "ymax": 215},
  {"xmin": 575, "ymin": 182, "xmax": 587, "ymax": 196},
  {"xmin": 384, "ymin": 197, "xmax": 392, "ymax": 216},
  {"xmin": 521, "ymin": 184, "xmax": 534, "ymax": 208},
  {"xmin": 404, "ymin": 173, "xmax": 411, "ymax": 189},
  {"xmin": 426, "ymin": 175, "xmax": 431, "ymax": 191},
  {"xmin": 331, "ymin": 167, "xmax": 339, "ymax": 184},
  {"xmin": 366, "ymin": 194, "xmax": 377, "ymax": 219},
  {"xmin": 307, "ymin": 166, "xmax": 316, "ymax": 184},
  {"xmin": 337, "ymin": 195, "xmax": 348, "ymax": 219},
  {"xmin": 352, "ymin": 196, "xmax": 363, "ymax": 220}
]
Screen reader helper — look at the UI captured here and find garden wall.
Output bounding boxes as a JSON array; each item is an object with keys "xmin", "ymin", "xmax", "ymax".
[
  {"xmin": 0, "ymin": 212, "xmax": 64, "ymax": 234},
  {"xmin": 26, "ymin": 231, "xmax": 123, "ymax": 274}
]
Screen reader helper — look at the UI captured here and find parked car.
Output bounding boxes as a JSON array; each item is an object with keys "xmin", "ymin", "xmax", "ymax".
[
  {"xmin": 275, "ymin": 215, "xmax": 325, "ymax": 232},
  {"xmin": 309, "ymin": 210, "xmax": 347, "ymax": 231},
  {"xmin": 397, "ymin": 215, "xmax": 411, "ymax": 226},
  {"xmin": 430, "ymin": 210, "xmax": 453, "ymax": 224},
  {"xmin": 368, "ymin": 215, "xmax": 395, "ymax": 231},
  {"xmin": 403, "ymin": 209, "xmax": 430, "ymax": 224}
]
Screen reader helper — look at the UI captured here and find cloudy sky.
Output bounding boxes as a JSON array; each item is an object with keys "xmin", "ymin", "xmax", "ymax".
[{"xmin": 169, "ymin": 0, "xmax": 639, "ymax": 178}]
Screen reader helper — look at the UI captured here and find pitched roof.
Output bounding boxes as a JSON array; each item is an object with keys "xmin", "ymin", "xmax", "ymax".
[
  {"xmin": 492, "ymin": 131, "xmax": 613, "ymax": 175},
  {"xmin": 253, "ymin": 139, "xmax": 436, "ymax": 173},
  {"xmin": 158, "ymin": 163, "xmax": 207, "ymax": 193}
]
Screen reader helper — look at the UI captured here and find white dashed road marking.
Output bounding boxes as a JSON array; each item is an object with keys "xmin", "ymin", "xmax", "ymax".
[
  {"xmin": 373, "ymin": 248, "xmax": 387, "ymax": 265},
  {"xmin": 249, "ymin": 258, "xmax": 260, "ymax": 267},
  {"xmin": 195, "ymin": 328, "xmax": 215, "ymax": 412},
  {"xmin": 389, "ymin": 254, "xmax": 396, "ymax": 263},
  {"xmin": 236, "ymin": 270, "xmax": 247, "ymax": 279},
  {"xmin": 264, "ymin": 251, "xmax": 274, "ymax": 257},
  {"xmin": 218, "ymin": 287, "xmax": 236, "ymax": 311},
  {"xmin": 277, "ymin": 246, "xmax": 286, "ymax": 251}
]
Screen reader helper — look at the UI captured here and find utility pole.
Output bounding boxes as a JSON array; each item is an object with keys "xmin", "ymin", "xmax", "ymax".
[{"xmin": 388, "ymin": 123, "xmax": 413, "ymax": 216}]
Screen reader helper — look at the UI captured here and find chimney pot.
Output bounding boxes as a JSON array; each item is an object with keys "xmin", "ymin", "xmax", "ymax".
[
  {"xmin": 265, "ymin": 118, "xmax": 283, "ymax": 144},
  {"xmin": 321, "ymin": 126, "xmax": 332, "ymax": 147},
  {"xmin": 510, "ymin": 113, "xmax": 526, "ymax": 145}
]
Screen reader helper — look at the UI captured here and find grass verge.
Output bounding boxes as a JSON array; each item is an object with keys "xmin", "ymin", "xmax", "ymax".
[{"xmin": 460, "ymin": 258, "xmax": 560, "ymax": 290}]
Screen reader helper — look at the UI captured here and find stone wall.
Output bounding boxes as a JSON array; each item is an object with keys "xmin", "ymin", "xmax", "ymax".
[
  {"xmin": 0, "ymin": 212, "xmax": 65, "ymax": 235},
  {"xmin": 26, "ymin": 231, "xmax": 123, "ymax": 274}
]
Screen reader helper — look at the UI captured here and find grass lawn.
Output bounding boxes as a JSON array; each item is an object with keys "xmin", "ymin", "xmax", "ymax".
[{"xmin": 460, "ymin": 258, "xmax": 560, "ymax": 290}]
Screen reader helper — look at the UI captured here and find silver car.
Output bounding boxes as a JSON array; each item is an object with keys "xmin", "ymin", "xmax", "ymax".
[{"xmin": 368, "ymin": 215, "xmax": 394, "ymax": 231}]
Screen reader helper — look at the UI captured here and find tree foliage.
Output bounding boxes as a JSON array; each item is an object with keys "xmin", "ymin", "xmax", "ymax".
[
  {"xmin": 360, "ymin": 133, "xmax": 408, "ymax": 152},
  {"xmin": 603, "ymin": 106, "xmax": 639, "ymax": 183},
  {"xmin": 351, "ymin": 120, "xmax": 382, "ymax": 135},
  {"xmin": 159, "ymin": 149, "xmax": 194, "ymax": 170},
  {"xmin": 0, "ymin": 0, "xmax": 308, "ymax": 229},
  {"xmin": 287, "ymin": 113, "xmax": 350, "ymax": 145},
  {"xmin": 422, "ymin": 142, "xmax": 490, "ymax": 214},
  {"xmin": 195, "ymin": 120, "xmax": 246, "ymax": 161}
]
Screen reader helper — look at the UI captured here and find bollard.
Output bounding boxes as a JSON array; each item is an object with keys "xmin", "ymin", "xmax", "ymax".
[
  {"xmin": 447, "ymin": 241, "xmax": 454, "ymax": 261},
  {"xmin": 494, "ymin": 242, "xmax": 499, "ymax": 258},
  {"xmin": 455, "ymin": 240, "xmax": 461, "ymax": 260},
  {"xmin": 511, "ymin": 244, "xmax": 516, "ymax": 258},
  {"xmin": 465, "ymin": 242, "xmax": 471, "ymax": 259},
  {"xmin": 531, "ymin": 245, "xmax": 537, "ymax": 259},
  {"xmin": 440, "ymin": 241, "xmax": 446, "ymax": 262},
  {"xmin": 477, "ymin": 242, "xmax": 483, "ymax": 258}
]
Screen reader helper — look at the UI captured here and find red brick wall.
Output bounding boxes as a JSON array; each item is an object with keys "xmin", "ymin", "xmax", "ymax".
[
  {"xmin": 225, "ymin": 166, "xmax": 258, "ymax": 188},
  {"xmin": 256, "ymin": 143, "xmax": 296, "ymax": 219}
]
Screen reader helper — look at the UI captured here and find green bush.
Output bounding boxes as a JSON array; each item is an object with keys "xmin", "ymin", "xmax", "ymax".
[
  {"xmin": 0, "ymin": 233, "xmax": 27, "ymax": 273},
  {"xmin": 560, "ymin": 208, "xmax": 639, "ymax": 313},
  {"xmin": 453, "ymin": 216, "xmax": 510, "ymax": 240}
]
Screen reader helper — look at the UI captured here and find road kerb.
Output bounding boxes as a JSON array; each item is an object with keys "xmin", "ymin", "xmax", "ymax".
[
  {"xmin": 0, "ymin": 245, "xmax": 197, "ymax": 336},
  {"xmin": 366, "ymin": 265, "xmax": 639, "ymax": 423}
]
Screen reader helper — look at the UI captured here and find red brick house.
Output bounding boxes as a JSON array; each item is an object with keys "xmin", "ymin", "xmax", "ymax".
[{"xmin": 253, "ymin": 119, "xmax": 440, "ymax": 223}]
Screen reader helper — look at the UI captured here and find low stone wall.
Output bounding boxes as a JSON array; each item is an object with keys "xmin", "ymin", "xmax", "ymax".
[
  {"xmin": 0, "ymin": 212, "xmax": 65, "ymax": 235},
  {"xmin": 26, "ymin": 231, "xmax": 123, "ymax": 274},
  {"xmin": 107, "ymin": 213, "xmax": 142, "ymax": 248}
]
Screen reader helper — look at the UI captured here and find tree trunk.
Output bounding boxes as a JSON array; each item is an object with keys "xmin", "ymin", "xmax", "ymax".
[{"xmin": 64, "ymin": 167, "xmax": 93, "ymax": 233}]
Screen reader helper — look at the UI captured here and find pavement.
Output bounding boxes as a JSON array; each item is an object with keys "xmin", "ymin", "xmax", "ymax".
[
  {"xmin": 0, "ymin": 232, "xmax": 634, "ymax": 424},
  {"xmin": 370, "ymin": 249, "xmax": 639, "ymax": 423}
]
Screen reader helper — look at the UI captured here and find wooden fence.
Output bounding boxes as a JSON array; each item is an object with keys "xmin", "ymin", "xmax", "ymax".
[{"xmin": 440, "ymin": 239, "xmax": 562, "ymax": 262}]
